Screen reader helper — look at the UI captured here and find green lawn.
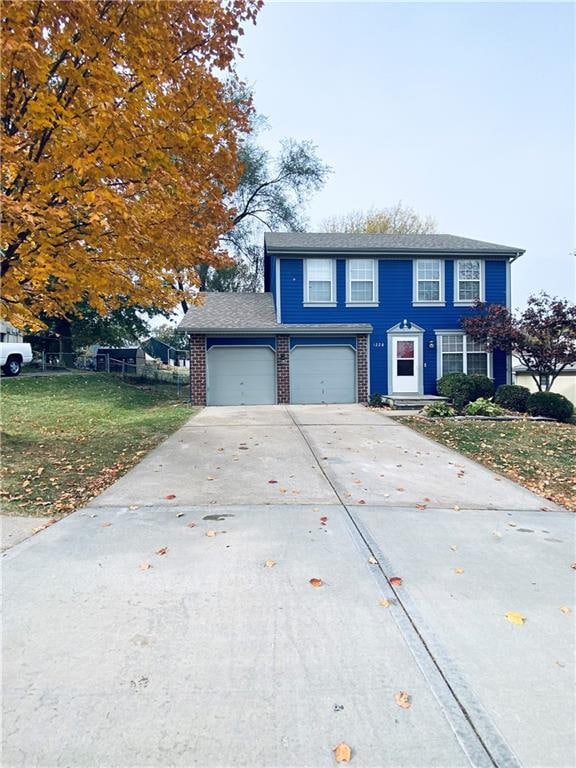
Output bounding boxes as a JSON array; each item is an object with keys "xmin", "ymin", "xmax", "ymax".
[
  {"xmin": 1, "ymin": 374, "xmax": 196, "ymax": 517},
  {"xmin": 402, "ymin": 417, "xmax": 576, "ymax": 510}
]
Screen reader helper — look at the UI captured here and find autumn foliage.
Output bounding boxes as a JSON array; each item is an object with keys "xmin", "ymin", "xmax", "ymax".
[{"xmin": 1, "ymin": 0, "xmax": 261, "ymax": 329}]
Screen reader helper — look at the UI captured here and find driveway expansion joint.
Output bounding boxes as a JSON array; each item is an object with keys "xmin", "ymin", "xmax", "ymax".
[{"xmin": 286, "ymin": 405, "xmax": 523, "ymax": 768}]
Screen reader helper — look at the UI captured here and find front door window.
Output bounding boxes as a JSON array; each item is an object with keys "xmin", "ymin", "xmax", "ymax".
[{"xmin": 391, "ymin": 335, "xmax": 419, "ymax": 393}]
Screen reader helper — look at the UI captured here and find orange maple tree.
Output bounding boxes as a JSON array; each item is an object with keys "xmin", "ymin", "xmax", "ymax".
[{"xmin": 1, "ymin": 0, "xmax": 261, "ymax": 329}]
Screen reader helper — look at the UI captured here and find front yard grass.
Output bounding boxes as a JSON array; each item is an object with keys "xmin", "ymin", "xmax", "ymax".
[
  {"xmin": 1, "ymin": 373, "xmax": 196, "ymax": 517},
  {"xmin": 402, "ymin": 417, "xmax": 575, "ymax": 510}
]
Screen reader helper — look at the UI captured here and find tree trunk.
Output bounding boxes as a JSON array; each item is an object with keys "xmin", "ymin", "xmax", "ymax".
[{"xmin": 53, "ymin": 316, "xmax": 74, "ymax": 364}]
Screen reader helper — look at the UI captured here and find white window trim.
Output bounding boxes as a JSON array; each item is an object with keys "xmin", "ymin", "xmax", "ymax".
[
  {"xmin": 435, "ymin": 331, "xmax": 493, "ymax": 378},
  {"xmin": 303, "ymin": 258, "xmax": 336, "ymax": 306},
  {"xmin": 453, "ymin": 259, "xmax": 485, "ymax": 305},
  {"xmin": 412, "ymin": 259, "xmax": 445, "ymax": 306},
  {"xmin": 345, "ymin": 259, "xmax": 379, "ymax": 306}
]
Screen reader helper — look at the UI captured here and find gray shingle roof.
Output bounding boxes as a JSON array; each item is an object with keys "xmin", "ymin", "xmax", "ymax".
[
  {"xmin": 264, "ymin": 232, "xmax": 524, "ymax": 255},
  {"xmin": 178, "ymin": 292, "xmax": 372, "ymax": 334}
]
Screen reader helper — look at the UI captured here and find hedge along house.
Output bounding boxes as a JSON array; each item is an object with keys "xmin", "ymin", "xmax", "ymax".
[{"xmin": 179, "ymin": 233, "xmax": 524, "ymax": 406}]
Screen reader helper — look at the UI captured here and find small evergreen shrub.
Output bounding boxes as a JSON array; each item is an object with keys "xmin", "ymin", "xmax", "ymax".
[
  {"xmin": 527, "ymin": 391, "xmax": 574, "ymax": 422},
  {"xmin": 370, "ymin": 392, "xmax": 384, "ymax": 407},
  {"xmin": 437, "ymin": 373, "xmax": 476, "ymax": 410},
  {"xmin": 468, "ymin": 374, "xmax": 495, "ymax": 400},
  {"xmin": 464, "ymin": 398, "xmax": 505, "ymax": 416},
  {"xmin": 422, "ymin": 401, "xmax": 456, "ymax": 417},
  {"xmin": 495, "ymin": 384, "xmax": 530, "ymax": 412}
]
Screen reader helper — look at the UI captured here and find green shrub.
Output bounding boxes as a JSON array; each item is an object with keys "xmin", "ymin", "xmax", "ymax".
[
  {"xmin": 370, "ymin": 392, "xmax": 384, "ymax": 407},
  {"xmin": 495, "ymin": 384, "xmax": 530, "ymax": 412},
  {"xmin": 527, "ymin": 391, "xmax": 574, "ymax": 422},
  {"xmin": 468, "ymin": 374, "xmax": 495, "ymax": 400},
  {"xmin": 464, "ymin": 398, "xmax": 505, "ymax": 416},
  {"xmin": 422, "ymin": 401, "xmax": 456, "ymax": 417},
  {"xmin": 437, "ymin": 373, "xmax": 476, "ymax": 410}
]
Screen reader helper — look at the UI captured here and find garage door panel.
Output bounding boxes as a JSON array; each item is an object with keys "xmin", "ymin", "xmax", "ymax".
[
  {"xmin": 290, "ymin": 346, "xmax": 356, "ymax": 404},
  {"xmin": 207, "ymin": 347, "xmax": 275, "ymax": 406}
]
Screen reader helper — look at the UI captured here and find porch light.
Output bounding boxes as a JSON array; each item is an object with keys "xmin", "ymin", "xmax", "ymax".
[{"xmin": 428, "ymin": 340, "xmax": 435, "ymax": 349}]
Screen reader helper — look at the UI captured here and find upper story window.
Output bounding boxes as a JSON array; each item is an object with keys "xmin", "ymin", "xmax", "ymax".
[
  {"xmin": 455, "ymin": 259, "xmax": 484, "ymax": 303},
  {"xmin": 414, "ymin": 259, "xmax": 444, "ymax": 303},
  {"xmin": 305, "ymin": 258, "xmax": 335, "ymax": 304},
  {"xmin": 347, "ymin": 259, "xmax": 377, "ymax": 304}
]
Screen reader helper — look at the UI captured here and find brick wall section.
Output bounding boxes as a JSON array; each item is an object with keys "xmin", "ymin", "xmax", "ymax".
[
  {"xmin": 189, "ymin": 334, "xmax": 207, "ymax": 406},
  {"xmin": 357, "ymin": 334, "xmax": 369, "ymax": 403},
  {"xmin": 276, "ymin": 335, "xmax": 290, "ymax": 404}
]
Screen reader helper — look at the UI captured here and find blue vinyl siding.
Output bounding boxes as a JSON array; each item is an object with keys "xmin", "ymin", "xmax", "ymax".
[
  {"xmin": 207, "ymin": 337, "xmax": 276, "ymax": 349},
  {"xmin": 278, "ymin": 256, "xmax": 509, "ymax": 394},
  {"xmin": 290, "ymin": 336, "xmax": 356, "ymax": 349}
]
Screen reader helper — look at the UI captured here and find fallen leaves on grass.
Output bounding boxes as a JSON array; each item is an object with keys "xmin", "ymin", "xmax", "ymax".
[
  {"xmin": 309, "ymin": 578, "xmax": 323, "ymax": 588},
  {"xmin": 333, "ymin": 742, "xmax": 352, "ymax": 763},
  {"xmin": 505, "ymin": 611, "xmax": 526, "ymax": 625},
  {"xmin": 389, "ymin": 576, "xmax": 403, "ymax": 587},
  {"xmin": 394, "ymin": 691, "xmax": 411, "ymax": 709}
]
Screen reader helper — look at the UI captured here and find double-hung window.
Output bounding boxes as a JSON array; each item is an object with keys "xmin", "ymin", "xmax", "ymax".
[
  {"xmin": 305, "ymin": 258, "xmax": 334, "ymax": 303},
  {"xmin": 455, "ymin": 260, "xmax": 483, "ymax": 303},
  {"xmin": 347, "ymin": 259, "xmax": 377, "ymax": 304},
  {"xmin": 437, "ymin": 333, "xmax": 490, "ymax": 377},
  {"xmin": 414, "ymin": 260, "xmax": 443, "ymax": 303}
]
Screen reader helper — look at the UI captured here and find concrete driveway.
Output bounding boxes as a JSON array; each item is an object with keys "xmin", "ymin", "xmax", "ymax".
[{"xmin": 2, "ymin": 405, "xmax": 574, "ymax": 767}]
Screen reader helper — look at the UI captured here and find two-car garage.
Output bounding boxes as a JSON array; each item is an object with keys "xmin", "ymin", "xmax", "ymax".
[{"xmin": 205, "ymin": 340, "xmax": 358, "ymax": 406}]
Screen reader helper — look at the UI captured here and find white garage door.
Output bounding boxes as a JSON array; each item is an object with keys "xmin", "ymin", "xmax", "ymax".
[
  {"xmin": 290, "ymin": 345, "xmax": 356, "ymax": 404},
  {"xmin": 207, "ymin": 347, "xmax": 276, "ymax": 406}
]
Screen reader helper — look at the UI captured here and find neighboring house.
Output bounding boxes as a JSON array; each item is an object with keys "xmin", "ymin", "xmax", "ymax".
[
  {"xmin": 0, "ymin": 320, "xmax": 24, "ymax": 343},
  {"xmin": 96, "ymin": 347, "xmax": 145, "ymax": 373},
  {"xmin": 178, "ymin": 233, "xmax": 524, "ymax": 406},
  {"xmin": 514, "ymin": 365, "xmax": 576, "ymax": 406},
  {"xmin": 142, "ymin": 338, "xmax": 188, "ymax": 367}
]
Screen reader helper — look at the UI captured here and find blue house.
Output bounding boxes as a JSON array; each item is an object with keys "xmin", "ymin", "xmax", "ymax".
[{"xmin": 179, "ymin": 233, "xmax": 524, "ymax": 406}]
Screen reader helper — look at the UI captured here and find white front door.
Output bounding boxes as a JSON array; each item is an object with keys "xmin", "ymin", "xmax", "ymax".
[{"xmin": 391, "ymin": 335, "xmax": 419, "ymax": 393}]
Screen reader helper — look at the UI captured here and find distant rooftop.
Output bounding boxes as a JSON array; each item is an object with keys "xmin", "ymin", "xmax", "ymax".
[{"xmin": 264, "ymin": 232, "xmax": 524, "ymax": 256}]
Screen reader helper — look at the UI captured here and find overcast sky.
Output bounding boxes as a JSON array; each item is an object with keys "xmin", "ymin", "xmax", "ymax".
[{"xmin": 236, "ymin": 1, "xmax": 575, "ymax": 308}]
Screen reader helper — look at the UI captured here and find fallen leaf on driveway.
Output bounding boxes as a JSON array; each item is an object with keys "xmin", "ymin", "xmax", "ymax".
[
  {"xmin": 100, "ymin": 522, "xmax": 112, "ymax": 528},
  {"xmin": 394, "ymin": 691, "xmax": 411, "ymax": 709},
  {"xmin": 450, "ymin": 545, "xmax": 458, "ymax": 551},
  {"xmin": 155, "ymin": 547, "xmax": 168, "ymax": 555},
  {"xmin": 268, "ymin": 480, "xmax": 278, "ymax": 484},
  {"xmin": 32, "ymin": 519, "xmax": 57, "ymax": 534},
  {"xmin": 454, "ymin": 567, "xmax": 464, "ymax": 574},
  {"xmin": 320, "ymin": 516, "xmax": 328, "ymax": 525},
  {"xmin": 139, "ymin": 562, "xmax": 152, "ymax": 571},
  {"xmin": 571, "ymin": 562, "xmax": 576, "ymax": 570},
  {"xmin": 368, "ymin": 556, "xmax": 378, "ymax": 565},
  {"xmin": 165, "ymin": 494, "xmax": 176, "ymax": 500},
  {"xmin": 176, "ymin": 512, "xmax": 185, "ymax": 518},
  {"xmin": 379, "ymin": 598, "xmax": 390, "ymax": 608},
  {"xmin": 358, "ymin": 499, "xmax": 366, "ymax": 505},
  {"xmin": 129, "ymin": 505, "xmax": 139, "ymax": 510},
  {"xmin": 453, "ymin": 505, "xmax": 460, "ymax": 511},
  {"xmin": 186, "ymin": 522, "xmax": 196, "ymax": 528},
  {"xmin": 560, "ymin": 606, "xmax": 571, "ymax": 614},
  {"xmin": 423, "ymin": 497, "xmax": 431, "ymax": 502},
  {"xmin": 390, "ymin": 576, "xmax": 403, "ymax": 587},
  {"xmin": 493, "ymin": 531, "xmax": 502, "ymax": 539},
  {"xmin": 206, "ymin": 530, "xmax": 217, "ymax": 537},
  {"xmin": 396, "ymin": 487, "xmax": 405, "ymax": 492},
  {"xmin": 264, "ymin": 559, "xmax": 276, "ymax": 568},
  {"xmin": 309, "ymin": 578, "xmax": 323, "ymax": 588},
  {"xmin": 505, "ymin": 611, "xmax": 526, "ymax": 625},
  {"xmin": 206, "ymin": 476, "xmax": 216, "ymax": 481},
  {"xmin": 415, "ymin": 504, "xmax": 427, "ymax": 510},
  {"xmin": 333, "ymin": 742, "xmax": 352, "ymax": 762}
]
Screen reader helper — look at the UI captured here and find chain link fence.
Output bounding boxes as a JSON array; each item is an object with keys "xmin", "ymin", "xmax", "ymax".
[{"xmin": 30, "ymin": 352, "xmax": 190, "ymax": 399}]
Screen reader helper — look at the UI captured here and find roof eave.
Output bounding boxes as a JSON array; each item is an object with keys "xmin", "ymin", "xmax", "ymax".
[{"xmin": 266, "ymin": 246, "xmax": 525, "ymax": 258}]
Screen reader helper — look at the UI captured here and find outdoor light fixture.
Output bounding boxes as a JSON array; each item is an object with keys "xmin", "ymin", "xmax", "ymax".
[{"xmin": 428, "ymin": 340, "xmax": 435, "ymax": 349}]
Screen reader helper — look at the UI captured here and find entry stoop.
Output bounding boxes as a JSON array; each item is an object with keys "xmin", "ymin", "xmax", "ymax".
[{"xmin": 383, "ymin": 395, "xmax": 447, "ymax": 411}]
